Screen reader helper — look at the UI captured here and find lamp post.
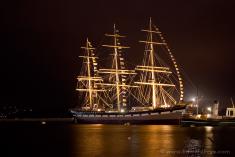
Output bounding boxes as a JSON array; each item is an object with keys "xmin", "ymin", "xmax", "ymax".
[
  {"xmin": 207, "ymin": 106, "xmax": 212, "ymax": 118},
  {"xmin": 191, "ymin": 97, "xmax": 198, "ymax": 115},
  {"xmin": 196, "ymin": 87, "xmax": 199, "ymax": 115}
]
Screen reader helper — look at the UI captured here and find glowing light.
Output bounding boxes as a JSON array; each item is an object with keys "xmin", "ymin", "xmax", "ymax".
[
  {"xmin": 196, "ymin": 114, "xmax": 201, "ymax": 119},
  {"xmin": 207, "ymin": 114, "xmax": 211, "ymax": 118},
  {"xmin": 191, "ymin": 98, "xmax": 196, "ymax": 102},
  {"xmin": 160, "ymin": 104, "xmax": 170, "ymax": 108},
  {"xmin": 120, "ymin": 109, "xmax": 125, "ymax": 113},
  {"xmin": 97, "ymin": 109, "xmax": 101, "ymax": 112},
  {"xmin": 207, "ymin": 107, "xmax": 212, "ymax": 112}
]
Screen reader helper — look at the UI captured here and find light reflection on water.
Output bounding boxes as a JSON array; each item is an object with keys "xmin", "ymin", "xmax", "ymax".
[
  {"xmin": 1, "ymin": 124, "xmax": 233, "ymax": 157},
  {"xmin": 204, "ymin": 126, "xmax": 214, "ymax": 154},
  {"xmin": 70, "ymin": 125, "xmax": 231, "ymax": 157}
]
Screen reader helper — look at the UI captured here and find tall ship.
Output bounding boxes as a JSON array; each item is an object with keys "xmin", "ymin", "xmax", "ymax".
[{"xmin": 70, "ymin": 18, "xmax": 189, "ymax": 124}]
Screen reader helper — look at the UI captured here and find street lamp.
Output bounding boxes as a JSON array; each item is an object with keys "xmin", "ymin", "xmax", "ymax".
[
  {"xmin": 207, "ymin": 107, "xmax": 212, "ymax": 118},
  {"xmin": 207, "ymin": 107, "xmax": 212, "ymax": 112},
  {"xmin": 191, "ymin": 97, "xmax": 198, "ymax": 115},
  {"xmin": 192, "ymin": 98, "xmax": 196, "ymax": 102}
]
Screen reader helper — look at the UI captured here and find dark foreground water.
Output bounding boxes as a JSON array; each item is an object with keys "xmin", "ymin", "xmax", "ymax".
[{"xmin": 0, "ymin": 124, "xmax": 234, "ymax": 157}]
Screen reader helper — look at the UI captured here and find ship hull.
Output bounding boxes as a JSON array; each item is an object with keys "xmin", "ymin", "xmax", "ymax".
[{"xmin": 71, "ymin": 106, "xmax": 185, "ymax": 125}]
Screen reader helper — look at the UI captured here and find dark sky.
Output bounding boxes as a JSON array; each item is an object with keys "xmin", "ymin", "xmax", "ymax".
[{"xmin": 1, "ymin": 0, "xmax": 235, "ymax": 111}]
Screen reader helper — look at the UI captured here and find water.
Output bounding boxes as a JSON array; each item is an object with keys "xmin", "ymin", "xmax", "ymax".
[{"xmin": 0, "ymin": 124, "xmax": 234, "ymax": 157}]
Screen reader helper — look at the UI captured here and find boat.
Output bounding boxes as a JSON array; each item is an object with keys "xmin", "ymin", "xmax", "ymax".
[
  {"xmin": 181, "ymin": 98, "xmax": 235, "ymax": 126},
  {"xmin": 70, "ymin": 18, "xmax": 189, "ymax": 124}
]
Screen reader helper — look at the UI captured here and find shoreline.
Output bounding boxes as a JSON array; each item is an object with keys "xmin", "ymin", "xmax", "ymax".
[{"xmin": 0, "ymin": 117, "xmax": 74, "ymax": 124}]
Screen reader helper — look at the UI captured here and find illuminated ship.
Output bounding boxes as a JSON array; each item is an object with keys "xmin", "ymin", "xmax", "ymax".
[{"xmin": 70, "ymin": 18, "xmax": 188, "ymax": 124}]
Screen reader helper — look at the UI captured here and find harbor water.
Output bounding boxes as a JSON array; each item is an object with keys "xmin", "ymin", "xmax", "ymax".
[{"xmin": 0, "ymin": 124, "xmax": 234, "ymax": 157}]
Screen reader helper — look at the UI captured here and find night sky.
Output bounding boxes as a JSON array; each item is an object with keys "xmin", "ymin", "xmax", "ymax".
[{"xmin": 1, "ymin": 0, "xmax": 235, "ymax": 112}]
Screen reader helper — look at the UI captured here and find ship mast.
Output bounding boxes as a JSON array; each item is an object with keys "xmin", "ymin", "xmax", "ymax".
[
  {"xmin": 149, "ymin": 18, "xmax": 157, "ymax": 108},
  {"xmin": 113, "ymin": 24, "xmax": 121, "ymax": 112},
  {"xmin": 135, "ymin": 18, "xmax": 177, "ymax": 109},
  {"xmin": 99, "ymin": 24, "xmax": 136, "ymax": 112},
  {"xmin": 76, "ymin": 39, "xmax": 104, "ymax": 110}
]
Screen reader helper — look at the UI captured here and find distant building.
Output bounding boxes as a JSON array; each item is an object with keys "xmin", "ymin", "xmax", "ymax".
[
  {"xmin": 212, "ymin": 100, "xmax": 219, "ymax": 116},
  {"xmin": 225, "ymin": 98, "xmax": 235, "ymax": 117},
  {"xmin": 226, "ymin": 108, "xmax": 235, "ymax": 117}
]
